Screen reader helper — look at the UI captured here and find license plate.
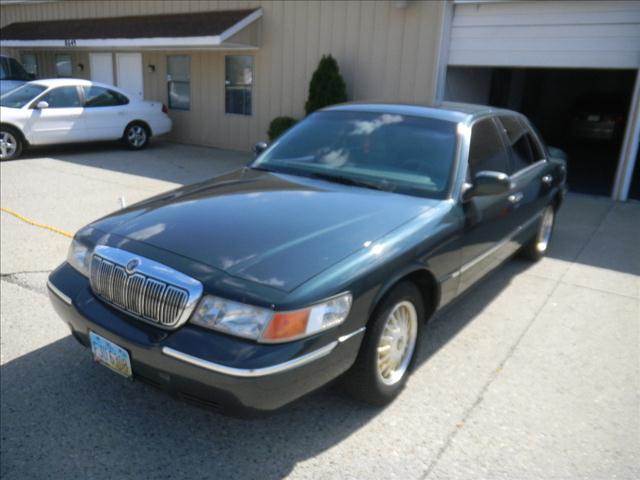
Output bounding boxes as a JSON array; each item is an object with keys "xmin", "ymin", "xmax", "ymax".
[
  {"xmin": 587, "ymin": 114, "xmax": 600, "ymax": 122},
  {"xmin": 89, "ymin": 331, "xmax": 133, "ymax": 379}
]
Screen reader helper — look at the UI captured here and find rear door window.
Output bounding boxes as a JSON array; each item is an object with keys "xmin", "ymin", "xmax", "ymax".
[
  {"xmin": 520, "ymin": 119, "xmax": 547, "ymax": 162},
  {"xmin": 82, "ymin": 86, "xmax": 129, "ymax": 107},
  {"xmin": 468, "ymin": 118, "xmax": 511, "ymax": 177},
  {"xmin": 498, "ymin": 116, "xmax": 544, "ymax": 173}
]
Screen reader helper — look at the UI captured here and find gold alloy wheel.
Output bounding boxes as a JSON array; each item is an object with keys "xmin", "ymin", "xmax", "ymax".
[{"xmin": 376, "ymin": 300, "xmax": 418, "ymax": 386}]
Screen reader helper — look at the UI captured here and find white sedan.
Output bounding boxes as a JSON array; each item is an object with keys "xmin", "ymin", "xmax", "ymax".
[{"xmin": 0, "ymin": 79, "xmax": 172, "ymax": 160}]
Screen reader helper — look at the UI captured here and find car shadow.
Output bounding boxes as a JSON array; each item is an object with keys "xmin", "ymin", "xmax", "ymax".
[
  {"xmin": 17, "ymin": 140, "xmax": 140, "ymax": 159},
  {"xmin": 0, "ymin": 260, "xmax": 532, "ymax": 480}
]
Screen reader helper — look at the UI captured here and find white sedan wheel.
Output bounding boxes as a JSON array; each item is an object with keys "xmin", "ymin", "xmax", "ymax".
[
  {"xmin": 0, "ymin": 131, "xmax": 19, "ymax": 160},
  {"xmin": 126, "ymin": 125, "xmax": 148, "ymax": 149}
]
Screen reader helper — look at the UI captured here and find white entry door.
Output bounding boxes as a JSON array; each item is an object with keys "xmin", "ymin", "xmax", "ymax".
[
  {"xmin": 89, "ymin": 53, "xmax": 114, "ymax": 85},
  {"xmin": 115, "ymin": 53, "xmax": 143, "ymax": 100}
]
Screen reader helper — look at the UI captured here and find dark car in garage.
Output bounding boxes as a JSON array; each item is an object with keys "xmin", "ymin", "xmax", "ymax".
[
  {"xmin": 47, "ymin": 102, "xmax": 567, "ymax": 414},
  {"xmin": 570, "ymin": 93, "xmax": 628, "ymax": 143}
]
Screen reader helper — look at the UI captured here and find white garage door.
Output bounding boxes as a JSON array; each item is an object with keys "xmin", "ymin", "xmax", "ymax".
[{"xmin": 449, "ymin": 0, "xmax": 640, "ymax": 69}]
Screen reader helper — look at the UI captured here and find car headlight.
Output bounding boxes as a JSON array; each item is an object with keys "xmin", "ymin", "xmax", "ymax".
[
  {"xmin": 190, "ymin": 296, "xmax": 273, "ymax": 340},
  {"xmin": 67, "ymin": 239, "xmax": 91, "ymax": 277},
  {"xmin": 190, "ymin": 292, "xmax": 353, "ymax": 343}
]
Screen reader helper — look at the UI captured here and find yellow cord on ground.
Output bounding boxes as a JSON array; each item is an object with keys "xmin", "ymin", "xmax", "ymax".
[{"xmin": 0, "ymin": 207, "xmax": 73, "ymax": 238}]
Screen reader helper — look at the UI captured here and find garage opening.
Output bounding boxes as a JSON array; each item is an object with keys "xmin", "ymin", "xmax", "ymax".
[{"xmin": 445, "ymin": 67, "xmax": 637, "ymax": 198}]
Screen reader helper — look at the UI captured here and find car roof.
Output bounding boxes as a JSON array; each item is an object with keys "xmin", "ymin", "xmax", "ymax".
[
  {"xmin": 28, "ymin": 78, "xmax": 128, "ymax": 95},
  {"xmin": 324, "ymin": 101, "xmax": 518, "ymax": 123},
  {"xmin": 29, "ymin": 78, "xmax": 92, "ymax": 87}
]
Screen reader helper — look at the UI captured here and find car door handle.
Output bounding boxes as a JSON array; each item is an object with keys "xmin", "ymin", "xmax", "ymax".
[
  {"xmin": 508, "ymin": 192, "xmax": 524, "ymax": 204},
  {"xmin": 541, "ymin": 174, "xmax": 553, "ymax": 185}
]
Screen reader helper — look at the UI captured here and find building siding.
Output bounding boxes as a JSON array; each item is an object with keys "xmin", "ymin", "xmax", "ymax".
[{"xmin": 1, "ymin": 0, "xmax": 445, "ymax": 151}]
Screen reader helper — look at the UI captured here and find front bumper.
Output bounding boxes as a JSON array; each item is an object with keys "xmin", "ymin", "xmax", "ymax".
[{"xmin": 47, "ymin": 263, "xmax": 364, "ymax": 414}]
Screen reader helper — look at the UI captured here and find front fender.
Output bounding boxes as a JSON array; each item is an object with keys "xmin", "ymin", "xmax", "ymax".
[
  {"xmin": 0, "ymin": 122, "xmax": 28, "ymax": 145},
  {"xmin": 367, "ymin": 263, "xmax": 440, "ymax": 320}
]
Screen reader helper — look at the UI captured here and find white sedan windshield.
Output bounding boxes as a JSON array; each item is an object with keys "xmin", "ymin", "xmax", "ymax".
[{"xmin": 0, "ymin": 84, "xmax": 47, "ymax": 108}]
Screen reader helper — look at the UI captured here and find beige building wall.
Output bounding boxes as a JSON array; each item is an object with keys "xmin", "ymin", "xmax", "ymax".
[{"xmin": 1, "ymin": 1, "xmax": 445, "ymax": 151}]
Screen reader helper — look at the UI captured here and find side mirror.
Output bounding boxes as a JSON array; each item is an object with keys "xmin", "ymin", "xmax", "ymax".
[
  {"xmin": 464, "ymin": 171, "xmax": 511, "ymax": 200},
  {"xmin": 35, "ymin": 101, "xmax": 49, "ymax": 109},
  {"xmin": 253, "ymin": 141, "xmax": 268, "ymax": 157}
]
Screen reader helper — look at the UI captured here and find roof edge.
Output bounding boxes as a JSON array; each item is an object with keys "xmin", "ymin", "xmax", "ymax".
[{"xmin": 0, "ymin": 7, "xmax": 263, "ymax": 49}]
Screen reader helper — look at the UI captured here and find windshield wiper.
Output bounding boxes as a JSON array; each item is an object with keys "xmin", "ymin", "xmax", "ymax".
[
  {"xmin": 250, "ymin": 165, "xmax": 394, "ymax": 192},
  {"xmin": 247, "ymin": 165, "xmax": 273, "ymax": 172},
  {"xmin": 307, "ymin": 172, "xmax": 394, "ymax": 192},
  {"xmin": 250, "ymin": 164, "xmax": 322, "ymax": 177}
]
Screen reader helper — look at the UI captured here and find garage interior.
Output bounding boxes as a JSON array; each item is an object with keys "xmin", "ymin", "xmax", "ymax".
[{"xmin": 445, "ymin": 66, "xmax": 638, "ymax": 199}]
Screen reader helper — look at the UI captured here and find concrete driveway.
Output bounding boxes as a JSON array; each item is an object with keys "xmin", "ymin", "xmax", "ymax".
[{"xmin": 1, "ymin": 141, "xmax": 638, "ymax": 480}]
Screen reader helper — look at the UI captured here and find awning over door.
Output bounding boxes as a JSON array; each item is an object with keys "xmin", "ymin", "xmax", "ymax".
[{"xmin": 0, "ymin": 8, "xmax": 262, "ymax": 50}]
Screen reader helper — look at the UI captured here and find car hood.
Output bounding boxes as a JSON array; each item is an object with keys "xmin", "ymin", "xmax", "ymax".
[{"xmin": 89, "ymin": 168, "xmax": 440, "ymax": 292}]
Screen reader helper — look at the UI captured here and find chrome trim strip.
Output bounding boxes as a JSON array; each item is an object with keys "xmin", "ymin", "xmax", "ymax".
[
  {"xmin": 47, "ymin": 280, "xmax": 72, "ymax": 305},
  {"xmin": 459, "ymin": 236, "xmax": 510, "ymax": 275},
  {"xmin": 162, "ymin": 341, "xmax": 339, "ymax": 378},
  {"xmin": 338, "ymin": 327, "xmax": 366, "ymax": 343},
  {"xmin": 440, "ymin": 211, "xmax": 544, "ymax": 282},
  {"xmin": 459, "ymin": 212, "xmax": 542, "ymax": 275}
]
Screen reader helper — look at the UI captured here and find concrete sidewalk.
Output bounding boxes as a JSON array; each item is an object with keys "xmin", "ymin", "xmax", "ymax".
[{"xmin": 1, "ymin": 142, "xmax": 638, "ymax": 479}]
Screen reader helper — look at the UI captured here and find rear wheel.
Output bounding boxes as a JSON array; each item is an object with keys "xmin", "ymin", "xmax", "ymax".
[
  {"xmin": 123, "ymin": 122, "xmax": 149, "ymax": 150},
  {"xmin": 0, "ymin": 127, "xmax": 23, "ymax": 161},
  {"xmin": 344, "ymin": 282, "xmax": 423, "ymax": 405},
  {"xmin": 521, "ymin": 205, "xmax": 555, "ymax": 261}
]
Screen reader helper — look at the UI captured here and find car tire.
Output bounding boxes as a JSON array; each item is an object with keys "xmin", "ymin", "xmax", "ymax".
[
  {"xmin": 123, "ymin": 122, "xmax": 150, "ymax": 150},
  {"xmin": 344, "ymin": 281, "xmax": 424, "ymax": 406},
  {"xmin": 520, "ymin": 205, "xmax": 555, "ymax": 261},
  {"xmin": 0, "ymin": 126, "xmax": 23, "ymax": 161}
]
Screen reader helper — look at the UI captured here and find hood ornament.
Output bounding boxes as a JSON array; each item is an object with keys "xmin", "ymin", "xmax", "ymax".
[{"xmin": 125, "ymin": 258, "xmax": 140, "ymax": 274}]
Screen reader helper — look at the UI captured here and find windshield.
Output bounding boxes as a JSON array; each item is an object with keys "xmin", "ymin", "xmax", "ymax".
[
  {"xmin": 252, "ymin": 110, "xmax": 458, "ymax": 198},
  {"xmin": 0, "ymin": 83, "xmax": 47, "ymax": 108},
  {"xmin": 0, "ymin": 57, "xmax": 31, "ymax": 81}
]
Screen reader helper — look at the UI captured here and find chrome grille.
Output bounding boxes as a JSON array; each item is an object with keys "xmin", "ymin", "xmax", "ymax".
[{"xmin": 89, "ymin": 247, "xmax": 202, "ymax": 329}]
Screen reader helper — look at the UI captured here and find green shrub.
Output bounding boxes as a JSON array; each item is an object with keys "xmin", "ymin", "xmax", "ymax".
[
  {"xmin": 268, "ymin": 116, "xmax": 298, "ymax": 141},
  {"xmin": 304, "ymin": 54, "xmax": 347, "ymax": 115}
]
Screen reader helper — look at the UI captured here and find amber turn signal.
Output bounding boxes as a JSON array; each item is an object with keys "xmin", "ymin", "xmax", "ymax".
[{"xmin": 261, "ymin": 309, "xmax": 310, "ymax": 341}]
